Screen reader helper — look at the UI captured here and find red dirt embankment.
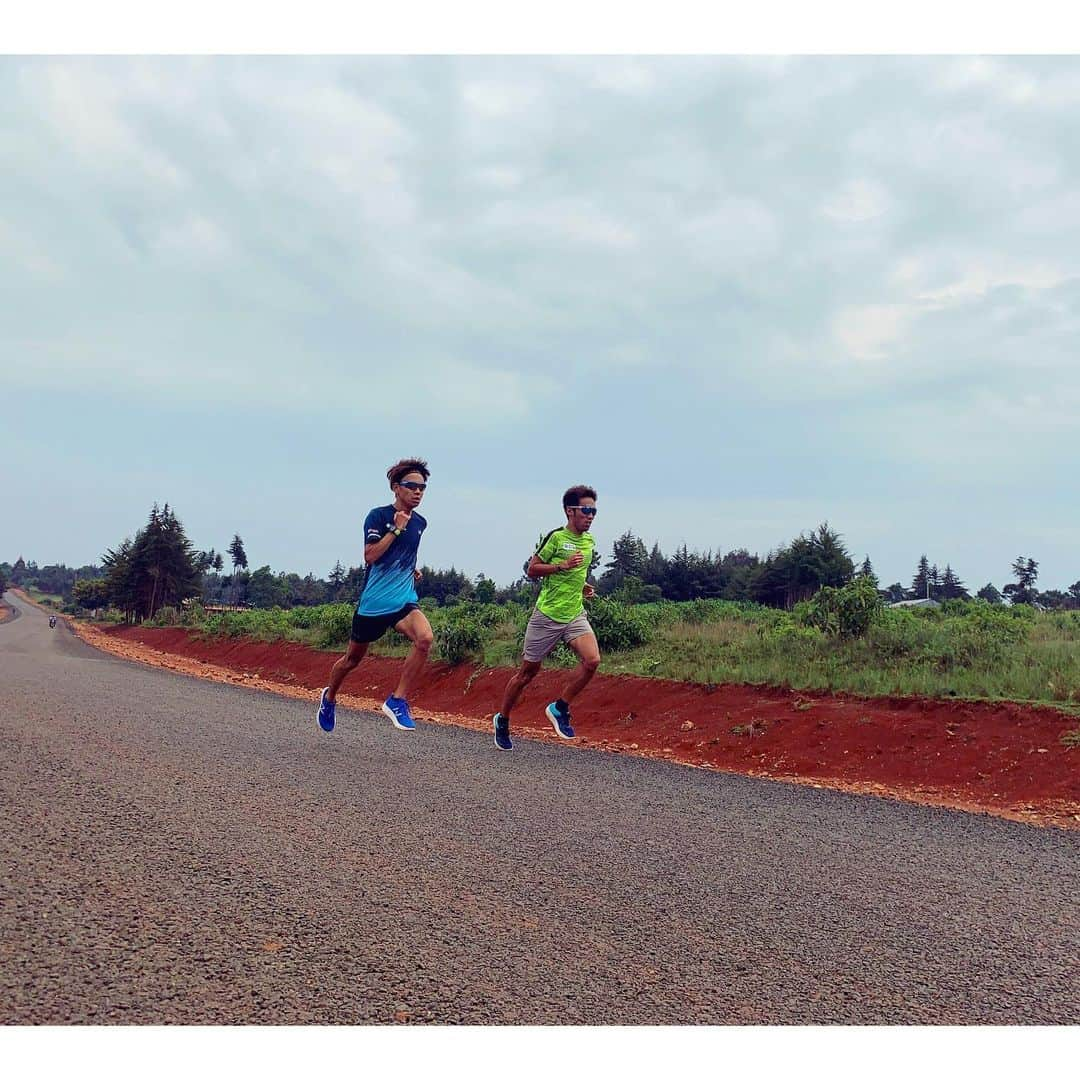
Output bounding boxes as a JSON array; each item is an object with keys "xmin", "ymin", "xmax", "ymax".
[{"xmin": 73, "ymin": 622, "xmax": 1080, "ymax": 830}]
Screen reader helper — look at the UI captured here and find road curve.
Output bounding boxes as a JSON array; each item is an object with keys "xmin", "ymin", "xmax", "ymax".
[{"xmin": 1, "ymin": 590, "xmax": 1077, "ymax": 1024}]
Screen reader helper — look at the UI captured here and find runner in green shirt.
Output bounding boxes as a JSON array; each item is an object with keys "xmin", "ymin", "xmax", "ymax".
[{"xmin": 493, "ymin": 485, "xmax": 601, "ymax": 751}]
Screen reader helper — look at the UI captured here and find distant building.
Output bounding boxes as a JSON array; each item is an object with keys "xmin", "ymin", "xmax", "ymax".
[{"xmin": 889, "ymin": 598, "xmax": 941, "ymax": 609}]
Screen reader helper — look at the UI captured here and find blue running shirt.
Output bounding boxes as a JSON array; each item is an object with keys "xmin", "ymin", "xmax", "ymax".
[{"xmin": 356, "ymin": 505, "xmax": 427, "ymax": 616}]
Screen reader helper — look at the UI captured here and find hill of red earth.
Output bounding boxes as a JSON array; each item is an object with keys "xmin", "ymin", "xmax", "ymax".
[{"xmin": 72, "ymin": 621, "xmax": 1080, "ymax": 830}]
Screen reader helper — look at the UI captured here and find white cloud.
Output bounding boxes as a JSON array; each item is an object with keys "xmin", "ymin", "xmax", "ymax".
[
  {"xmin": 588, "ymin": 59, "xmax": 658, "ymax": 95},
  {"xmin": 27, "ymin": 61, "xmax": 186, "ymax": 189},
  {"xmin": 832, "ymin": 305, "xmax": 910, "ymax": 363},
  {"xmin": 472, "ymin": 165, "xmax": 523, "ymax": 190},
  {"xmin": 153, "ymin": 214, "xmax": 232, "ymax": 261},
  {"xmin": 482, "ymin": 197, "xmax": 639, "ymax": 251},
  {"xmin": 679, "ymin": 198, "xmax": 779, "ymax": 266},
  {"xmin": 822, "ymin": 179, "xmax": 889, "ymax": 223},
  {"xmin": 916, "ymin": 261, "xmax": 1068, "ymax": 310},
  {"xmin": 462, "ymin": 78, "xmax": 540, "ymax": 117}
]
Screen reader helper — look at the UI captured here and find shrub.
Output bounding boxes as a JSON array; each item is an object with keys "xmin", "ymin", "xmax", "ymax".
[
  {"xmin": 799, "ymin": 576, "xmax": 882, "ymax": 638},
  {"xmin": 288, "ymin": 605, "xmax": 324, "ymax": 629},
  {"xmin": 314, "ymin": 604, "xmax": 353, "ymax": 649},
  {"xmin": 147, "ymin": 605, "xmax": 180, "ymax": 627},
  {"xmin": 586, "ymin": 598, "xmax": 653, "ymax": 651},
  {"xmin": 435, "ymin": 609, "xmax": 486, "ymax": 665},
  {"xmin": 765, "ymin": 617, "xmax": 826, "ymax": 647}
]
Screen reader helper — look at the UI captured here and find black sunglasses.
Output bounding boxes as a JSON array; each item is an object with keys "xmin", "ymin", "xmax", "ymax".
[
  {"xmin": 568, "ymin": 505, "xmax": 597, "ymax": 516},
  {"xmin": 398, "ymin": 481, "xmax": 427, "ymax": 491}
]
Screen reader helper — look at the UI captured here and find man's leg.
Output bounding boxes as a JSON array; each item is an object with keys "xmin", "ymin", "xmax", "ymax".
[
  {"xmin": 327, "ymin": 639, "xmax": 369, "ymax": 700},
  {"xmin": 318, "ymin": 638, "xmax": 369, "ymax": 732},
  {"xmin": 391, "ymin": 608, "xmax": 434, "ymax": 700},
  {"xmin": 500, "ymin": 659, "xmax": 543, "ymax": 717},
  {"xmin": 561, "ymin": 632, "xmax": 601, "ymax": 705}
]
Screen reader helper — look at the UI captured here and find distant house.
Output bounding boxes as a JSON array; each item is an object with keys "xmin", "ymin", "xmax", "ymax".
[{"xmin": 889, "ymin": 598, "xmax": 941, "ymax": 609}]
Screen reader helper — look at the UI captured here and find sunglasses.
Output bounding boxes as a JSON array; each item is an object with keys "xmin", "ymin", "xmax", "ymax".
[
  {"xmin": 398, "ymin": 481, "xmax": 427, "ymax": 491},
  {"xmin": 568, "ymin": 505, "xmax": 597, "ymax": 516}
]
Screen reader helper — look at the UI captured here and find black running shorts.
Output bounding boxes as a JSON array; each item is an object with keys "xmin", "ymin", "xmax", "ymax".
[{"xmin": 350, "ymin": 602, "xmax": 419, "ymax": 644}]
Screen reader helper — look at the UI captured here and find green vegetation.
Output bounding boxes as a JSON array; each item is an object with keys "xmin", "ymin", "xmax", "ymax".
[
  {"xmin": 137, "ymin": 588, "xmax": 1080, "ymax": 708},
  {"xmin": 10, "ymin": 504, "xmax": 1080, "ymax": 710},
  {"xmin": 25, "ymin": 587, "xmax": 64, "ymax": 609}
]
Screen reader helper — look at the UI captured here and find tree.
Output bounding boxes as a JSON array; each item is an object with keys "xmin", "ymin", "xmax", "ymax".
[
  {"xmin": 101, "ymin": 538, "xmax": 138, "ymax": 620},
  {"xmin": 328, "ymin": 561, "xmax": 346, "ymax": 600},
  {"xmin": 247, "ymin": 565, "xmax": 290, "ymax": 608},
  {"xmin": 473, "ymin": 574, "xmax": 496, "ymax": 604},
  {"xmin": 910, "ymin": 555, "xmax": 931, "ymax": 600},
  {"xmin": 939, "ymin": 564, "xmax": 969, "ymax": 600},
  {"xmin": 416, "ymin": 565, "xmax": 471, "ymax": 606},
  {"xmin": 99, "ymin": 504, "xmax": 201, "ymax": 620},
  {"xmin": 228, "ymin": 535, "xmax": 248, "ymax": 604},
  {"xmin": 73, "ymin": 578, "xmax": 111, "ymax": 612},
  {"xmin": 599, "ymin": 531, "xmax": 648, "ymax": 594},
  {"xmin": 751, "ymin": 523, "xmax": 854, "ymax": 609},
  {"xmin": 858, "ymin": 555, "xmax": 880, "ymax": 590},
  {"xmin": 1037, "ymin": 589, "xmax": 1069, "ymax": 610},
  {"xmin": 1069, "ymin": 581, "xmax": 1080, "ymax": 609},
  {"xmin": 1004, "ymin": 555, "xmax": 1039, "ymax": 606},
  {"xmin": 882, "ymin": 582, "xmax": 906, "ymax": 603},
  {"xmin": 977, "ymin": 583, "xmax": 1002, "ymax": 604},
  {"xmin": 0, "ymin": 566, "xmax": 7, "ymax": 596},
  {"xmin": 293, "ymin": 573, "xmax": 326, "ymax": 606},
  {"xmin": 228, "ymin": 535, "xmax": 248, "ymax": 572}
]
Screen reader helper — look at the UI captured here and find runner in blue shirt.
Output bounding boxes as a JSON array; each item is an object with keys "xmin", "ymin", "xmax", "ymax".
[{"xmin": 316, "ymin": 458, "xmax": 433, "ymax": 733}]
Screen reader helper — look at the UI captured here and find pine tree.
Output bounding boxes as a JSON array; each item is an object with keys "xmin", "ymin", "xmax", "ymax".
[
  {"xmin": 939, "ymin": 564, "xmax": 969, "ymax": 600},
  {"xmin": 910, "ymin": 555, "xmax": 931, "ymax": 600},
  {"xmin": 98, "ymin": 505, "xmax": 200, "ymax": 621},
  {"xmin": 228, "ymin": 535, "xmax": 248, "ymax": 605},
  {"xmin": 858, "ymin": 555, "xmax": 879, "ymax": 589}
]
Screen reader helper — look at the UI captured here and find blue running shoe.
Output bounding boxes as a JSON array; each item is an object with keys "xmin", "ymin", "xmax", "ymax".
[
  {"xmin": 493, "ymin": 712, "xmax": 513, "ymax": 751},
  {"xmin": 545, "ymin": 700, "xmax": 575, "ymax": 740},
  {"xmin": 317, "ymin": 687, "xmax": 335, "ymax": 732},
  {"xmin": 382, "ymin": 696, "xmax": 416, "ymax": 731}
]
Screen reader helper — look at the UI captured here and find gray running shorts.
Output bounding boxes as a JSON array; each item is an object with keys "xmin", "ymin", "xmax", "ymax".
[{"xmin": 522, "ymin": 608, "xmax": 594, "ymax": 663}]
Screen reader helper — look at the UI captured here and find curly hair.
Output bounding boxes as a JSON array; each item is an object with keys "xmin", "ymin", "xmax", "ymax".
[
  {"xmin": 387, "ymin": 458, "xmax": 430, "ymax": 488},
  {"xmin": 562, "ymin": 484, "xmax": 597, "ymax": 508}
]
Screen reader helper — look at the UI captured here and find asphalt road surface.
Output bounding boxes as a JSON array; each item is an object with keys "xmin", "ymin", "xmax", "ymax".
[{"xmin": 1, "ymin": 590, "xmax": 1077, "ymax": 1024}]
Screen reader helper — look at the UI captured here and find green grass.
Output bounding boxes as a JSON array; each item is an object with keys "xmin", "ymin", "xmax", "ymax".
[
  {"xmin": 120, "ymin": 596, "xmax": 1080, "ymax": 709},
  {"xmin": 25, "ymin": 588, "xmax": 64, "ymax": 609}
]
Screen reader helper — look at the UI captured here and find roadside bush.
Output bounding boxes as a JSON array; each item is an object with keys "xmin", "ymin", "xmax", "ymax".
[
  {"xmin": 799, "ymin": 576, "xmax": 882, "ymax": 638},
  {"xmin": 586, "ymin": 597, "xmax": 653, "ymax": 651},
  {"xmin": 314, "ymin": 604, "xmax": 353, "ymax": 649},
  {"xmin": 434, "ymin": 608, "xmax": 486, "ymax": 665},
  {"xmin": 679, "ymin": 598, "xmax": 752, "ymax": 625},
  {"xmin": 179, "ymin": 602, "xmax": 207, "ymax": 628},
  {"xmin": 287, "ymin": 605, "xmax": 323, "ymax": 630},
  {"xmin": 763, "ymin": 616, "xmax": 826, "ymax": 648},
  {"xmin": 146, "ymin": 605, "xmax": 180, "ymax": 628}
]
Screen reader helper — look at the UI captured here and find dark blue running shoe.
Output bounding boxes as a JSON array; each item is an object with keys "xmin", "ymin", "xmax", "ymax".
[
  {"xmin": 381, "ymin": 696, "xmax": 416, "ymax": 731},
  {"xmin": 545, "ymin": 701, "xmax": 575, "ymax": 739},
  {"xmin": 493, "ymin": 712, "xmax": 513, "ymax": 751},
  {"xmin": 317, "ymin": 687, "xmax": 335, "ymax": 732}
]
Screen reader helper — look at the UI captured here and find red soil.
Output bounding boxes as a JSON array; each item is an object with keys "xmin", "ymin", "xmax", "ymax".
[{"xmin": 73, "ymin": 622, "xmax": 1080, "ymax": 830}]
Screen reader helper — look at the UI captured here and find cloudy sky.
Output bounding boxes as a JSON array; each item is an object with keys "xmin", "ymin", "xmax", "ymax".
[{"xmin": 4, "ymin": 51, "xmax": 1080, "ymax": 592}]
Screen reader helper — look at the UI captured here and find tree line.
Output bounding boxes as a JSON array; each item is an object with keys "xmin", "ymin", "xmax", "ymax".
[{"xmin": 6, "ymin": 504, "xmax": 1080, "ymax": 621}]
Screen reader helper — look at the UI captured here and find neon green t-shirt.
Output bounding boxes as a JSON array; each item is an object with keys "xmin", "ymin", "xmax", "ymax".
[{"xmin": 534, "ymin": 527, "xmax": 595, "ymax": 623}]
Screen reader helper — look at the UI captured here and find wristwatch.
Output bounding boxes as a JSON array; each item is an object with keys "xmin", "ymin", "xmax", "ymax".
[{"xmin": 391, "ymin": 526, "xmax": 403, "ymax": 537}]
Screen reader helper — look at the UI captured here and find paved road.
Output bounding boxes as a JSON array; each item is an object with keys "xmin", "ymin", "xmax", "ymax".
[{"xmin": 1, "ymin": 590, "xmax": 1077, "ymax": 1024}]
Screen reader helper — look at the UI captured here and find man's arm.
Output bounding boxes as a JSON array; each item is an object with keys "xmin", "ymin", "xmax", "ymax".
[
  {"xmin": 364, "ymin": 508, "xmax": 412, "ymax": 566},
  {"xmin": 527, "ymin": 551, "xmax": 584, "ymax": 578}
]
